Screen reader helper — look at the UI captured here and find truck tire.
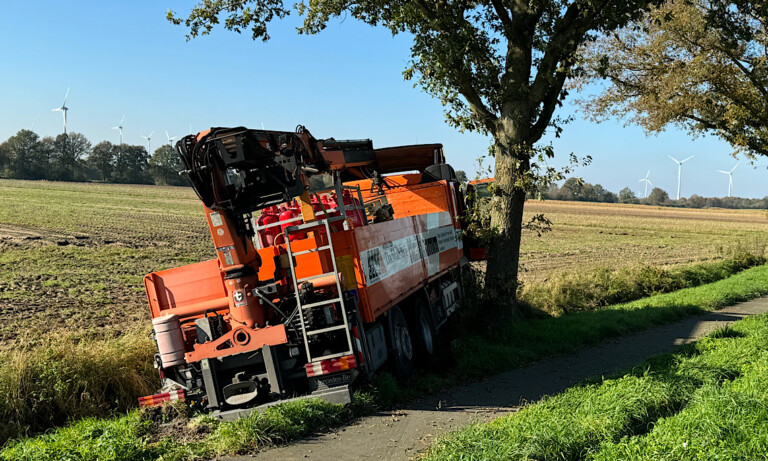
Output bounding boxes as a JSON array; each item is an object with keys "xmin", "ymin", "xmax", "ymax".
[
  {"xmin": 412, "ymin": 299, "xmax": 436, "ymax": 364},
  {"xmin": 387, "ymin": 305, "xmax": 414, "ymax": 379}
]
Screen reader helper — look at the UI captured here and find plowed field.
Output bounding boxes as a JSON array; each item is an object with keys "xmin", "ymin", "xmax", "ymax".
[{"xmin": 0, "ymin": 179, "xmax": 764, "ymax": 345}]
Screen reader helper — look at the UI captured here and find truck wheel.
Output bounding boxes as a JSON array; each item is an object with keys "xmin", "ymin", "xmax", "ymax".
[
  {"xmin": 387, "ymin": 305, "xmax": 414, "ymax": 380},
  {"xmin": 412, "ymin": 299, "xmax": 436, "ymax": 364}
]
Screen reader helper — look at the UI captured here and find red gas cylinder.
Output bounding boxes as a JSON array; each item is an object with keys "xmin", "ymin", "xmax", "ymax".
[
  {"xmin": 322, "ymin": 194, "xmax": 338, "ymax": 213},
  {"xmin": 257, "ymin": 206, "xmax": 279, "ymax": 247},
  {"xmin": 279, "ymin": 202, "xmax": 306, "ymax": 241},
  {"xmin": 340, "ymin": 190, "xmax": 365, "ymax": 227}
]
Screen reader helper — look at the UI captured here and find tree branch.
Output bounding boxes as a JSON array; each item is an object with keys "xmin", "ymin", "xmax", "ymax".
[
  {"xmin": 413, "ymin": 0, "xmax": 498, "ymax": 129},
  {"xmin": 530, "ymin": 0, "xmax": 612, "ymax": 105},
  {"xmin": 490, "ymin": 0, "xmax": 514, "ymax": 39},
  {"xmin": 718, "ymin": 44, "xmax": 768, "ymax": 101},
  {"xmin": 456, "ymin": 74, "xmax": 499, "ymax": 130},
  {"xmin": 530, "ymin": 68, "xmax": 569, "ymax": 141}
]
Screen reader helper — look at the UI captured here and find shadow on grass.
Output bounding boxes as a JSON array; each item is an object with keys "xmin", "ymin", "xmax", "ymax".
[
  {"xmin": 451, "ymin": 303, "xmax": 709, "ymax": 378},
  {"xmin": 394, "ymin": 301, "xmax": 762, "ymax": 415},
  {"xmin": 421, "ymin": 312, "xmax": 768, "ymax": 461}
]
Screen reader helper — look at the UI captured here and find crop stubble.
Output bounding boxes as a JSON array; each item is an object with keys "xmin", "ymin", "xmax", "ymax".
[{"xmin": 0, "ymin": 180, "xmax": 764, "ymax": 345}]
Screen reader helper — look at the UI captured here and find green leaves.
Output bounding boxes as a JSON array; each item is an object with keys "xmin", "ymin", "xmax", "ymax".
[
  {"xmin": 167, "ymin": 0, "xmax": 290, "ymax": 41},
  {"xmin": 580, "ymin": 0, "xmax": 768, "ymax": 159}
]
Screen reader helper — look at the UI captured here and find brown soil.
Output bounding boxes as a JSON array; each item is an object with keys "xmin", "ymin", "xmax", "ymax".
[
  {"xmin": 227, "ymin": 297, "xmax": 768, "ymax": 461},
  {"xmin": 0, "ymin": 224, "xmax": 94, "ymax": 249},
  {"xmin": 141, "ymin": 405, "xmax": 214, "ymax": 444}
]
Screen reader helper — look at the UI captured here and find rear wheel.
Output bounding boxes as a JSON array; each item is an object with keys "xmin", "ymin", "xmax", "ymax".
[
  {"xmin": 412, "ymin": 299, "xmax": 436, "ymax": 364},
  {"xmin": 387, "ymin": 305, "xmax": 414, "ymax": 379}
]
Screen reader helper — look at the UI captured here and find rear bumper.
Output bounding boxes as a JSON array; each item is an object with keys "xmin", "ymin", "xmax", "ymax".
[{"xmin": 211, "ymin": 385, "xmax": 352, "ymax": 421}]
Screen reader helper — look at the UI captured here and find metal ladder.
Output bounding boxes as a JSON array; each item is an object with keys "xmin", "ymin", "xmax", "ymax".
[{"xmin": 284, "ymin": 217, "xmax": 355, "ymax": 363}]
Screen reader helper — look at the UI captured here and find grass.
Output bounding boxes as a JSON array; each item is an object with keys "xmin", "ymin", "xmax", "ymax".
[
  {"xmin": 519, "ymin": 247, "xmax": 765, "ymax": 315},
  {"xmin": 424, "ymin": 311, "xmax": 768, "ymax": 460},
  {"xmin": 452, "ymin": 262, "xmax": 768, "ymax": 377},
  {"xmin": 0, "ymin": 331, "xmax": 158, "ymax": 442},
  {"xmin": 4, "ymin": 263, "xmax": 768, "ymax": 459},
  {"xmin": 0, "ymin": 395, "xmax": 377, "ymax": 461}
]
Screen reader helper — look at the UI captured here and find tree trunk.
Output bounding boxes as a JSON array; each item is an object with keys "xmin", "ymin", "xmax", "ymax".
[{"xmin": 485, "ymin": 129, "xmax": 530, "ymax": 310}]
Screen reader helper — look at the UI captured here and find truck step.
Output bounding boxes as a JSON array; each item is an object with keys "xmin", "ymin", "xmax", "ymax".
[
  {"xmin": 293, "ymin": 245, "xmax": 331, "ymax": 256},
  {"xmin": 301, "ymin": 297, "xmax": 342, "ymax": 309},
  {"xmin": 306, "ymin": 324, "xmax": 348, "ymax": 336},
  {"xmin": 296, "ymin": 272, "xmax": 337, "ymax": 284}
]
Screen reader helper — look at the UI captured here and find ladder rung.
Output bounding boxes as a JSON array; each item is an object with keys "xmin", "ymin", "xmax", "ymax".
[
  {"xmin": 306, "ymin": 324, "xmax": 348, "ymax": 336},
  {"xmin": 296, "ymin": 272, "xmax": 337, "ymax": 284},
  {"xmin": 293, "ymin": 245, "xmax": 331, "ymax": 256},
  {"xmin": 302, "ymin": 297, "xmax": 341, "ymax": 309}
]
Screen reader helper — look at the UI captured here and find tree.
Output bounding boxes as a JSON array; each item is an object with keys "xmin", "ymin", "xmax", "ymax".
[
  {"xmin": 0, "ymin": 129, "xmax": 46, "ymax": 179},
  {"xmin": 618, "ymin": 187, "xmax": 636, "ymax": 203},
  {"xmin": 687, "ymin": 194, "xmax": 706, "ymax": 208},
  {"xmin": 169, "ymin": 0, "xmax": 661, "ymax": 307},
  {"xmin": 647, "ymin": 187, "xmax": 670, "ymax": 205},
  {"xmin": 112, "ymin": 144, "xmax": 152, "ymax": 184},
  {"xmin": 0, "ymin": 141, "xmax": 8, "ymax": 175},
  {"xmin": 88, "ymin": 141, "xmax": 116, "ymax": 182},
  {"xmin": 581, "ymin": 0, "xmax": 768, "ymax": 159},
  {"xmin": 455, "ymin": 170, "xmax": 468, "ymax": 185},
  {"xmin": 48, "ymin": 133, "xmax": 91, "ymax": 181},
  {"xmin": 559, "ymin": 177, "xmax": 584, "ymax": 201},
  {"xmin": 149, "ymin": 145, "xmax": 187, "ymax": 186}
]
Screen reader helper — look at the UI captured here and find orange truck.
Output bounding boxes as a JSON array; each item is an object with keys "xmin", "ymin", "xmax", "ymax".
[{"xmin": 139, "ymin": 126, "xmax": 484, "ymax": 417}]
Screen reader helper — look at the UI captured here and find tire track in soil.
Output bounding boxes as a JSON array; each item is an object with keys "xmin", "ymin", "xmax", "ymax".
[{"xmin": 228, "ymin": 297, "xmax": 768, "ymax": 461}]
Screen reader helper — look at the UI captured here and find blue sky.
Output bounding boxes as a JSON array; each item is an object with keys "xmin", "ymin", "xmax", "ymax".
[{"xmin": 1, "ymin": 1, "xmax": 766, "ymax": 198}]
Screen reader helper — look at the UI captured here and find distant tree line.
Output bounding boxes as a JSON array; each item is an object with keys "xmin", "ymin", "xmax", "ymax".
[
  {"xmin": 538, "ymin": 177, "xmax": 768, "ymax": 209},
  {"xmin": 0, "ymin": 129, "xmax": 188, "ymax": 186}
]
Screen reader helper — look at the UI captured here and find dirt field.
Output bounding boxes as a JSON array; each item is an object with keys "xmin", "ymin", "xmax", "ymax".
[
  {"xmin": 0, "ymin": 179, "xmax": 765, "ymax": 345},
  {"xmin": 0, "ymin": 180, "xmax": 212, "ymax": 346},
  {"xmin": 520, "ymin": 200, "xmax": 767, "ymax": 282}
]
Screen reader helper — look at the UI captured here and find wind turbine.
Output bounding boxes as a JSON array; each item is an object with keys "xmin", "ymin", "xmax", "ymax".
[
  {"xmin": 51, "ymin": 87, "xmax": 70, "ymax": 134},
  {"xmin": 166, "ymin": 130, "xmax": 177, "ymax": 147},
  {"xmin": 716, "ymin": 161, "xmax": 740, "ymax": 197},
  {"xmin": 639, "ymin": 170, "xmax": 653, "ymax": 198},
  {"xmin": 668, "ymin": 155, "xmax": 695, "ymax": 200},
  {"xmin": 141, "ymin": 131, "xmax": 155, "ymax": 154},
  {"xmin": 112, "ymin": 115, "xmax": 125, "ymax": 144}
]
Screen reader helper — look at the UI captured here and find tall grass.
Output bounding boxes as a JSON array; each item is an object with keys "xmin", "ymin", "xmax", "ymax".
[
  {"xmin": 519, "ymin": 247, "xmax": 765, "ymax": 315},
  {"xmin": 0, "ymin": 395, "xmax": 379, "ymax": 461},
  {"xmin": 0, "ymin": 330, "xmax": 158, "ymax": 442}
]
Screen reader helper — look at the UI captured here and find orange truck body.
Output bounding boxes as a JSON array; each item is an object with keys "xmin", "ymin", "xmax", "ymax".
[
  {"xmin": 140, "ymin": 127, "xmax": 478, "ymax": 416},
  {"xmin": 145, "ymin": 175, "xmax": 462, "ymax": 324}
]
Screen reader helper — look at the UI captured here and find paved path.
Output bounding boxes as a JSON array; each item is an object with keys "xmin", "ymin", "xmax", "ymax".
[{"xmin": 227, "ymin": 297, "xmax": 768, "ymax": 461}]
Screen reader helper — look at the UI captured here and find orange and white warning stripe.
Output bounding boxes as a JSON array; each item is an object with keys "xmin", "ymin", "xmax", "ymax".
[{"xmin": 305, "ymin": 354, "xmax": 357, "ymax": 377}]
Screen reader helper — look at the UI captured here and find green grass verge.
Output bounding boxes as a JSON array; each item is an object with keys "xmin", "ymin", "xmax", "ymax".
[
  {"xmin": 0, "ymin": 395, "xmax": 377, "ymax": 461},
  {"xmin": 4, "ymin": 264, "xmax": 768, "ymax": 459},
  {"xmin": 424, "ymin": 312, "xmax": 768, "ymax": 460},
  {"xmin": 452, "ymin": 263, "xmax": 768, "ymax": 377}
]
